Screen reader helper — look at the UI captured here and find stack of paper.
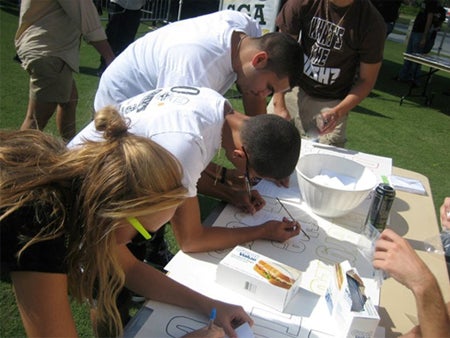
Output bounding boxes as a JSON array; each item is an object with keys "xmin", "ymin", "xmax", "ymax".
[{"xmin": 388, "ymin": 175, "xmax": 426, "ymax": 195}]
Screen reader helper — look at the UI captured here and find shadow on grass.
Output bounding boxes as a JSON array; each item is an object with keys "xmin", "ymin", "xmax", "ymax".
[
  {"xmin": 352, "ymin": 104, "xmax": 393, "ymax": 119},
  {"xmin": 0, "ymin": 0, "xmax": 19, "ymax": 16}
]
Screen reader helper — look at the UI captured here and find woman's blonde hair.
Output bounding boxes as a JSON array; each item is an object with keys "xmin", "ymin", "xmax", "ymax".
[{"xmin": 0, "ymin": 106, "xmax": 188, "ymax": 337}]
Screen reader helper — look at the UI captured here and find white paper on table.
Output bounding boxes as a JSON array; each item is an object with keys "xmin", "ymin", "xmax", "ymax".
[
  {"xmin": 237, "ymin": 208, "xmax": 283, "ymax": 226},
  {"xmin": 234, "ymin": 322, "xmax": 255, "ymax": 338},
  {"xmin": 164, "ymin": 252, "xmax": 380, "ymax": 338},
  {"xmin": 165, "ymin": 196, "xmax": 381, "ymax": 303},
  {"xmin": 134, "ymin": 300, "xmax": 207, "ymax": 337},
  {"xmin": 167, "ymin": 266, "xmax": 335, "ymax": 337},
  {"xmin": 300, "ymin": 140, "xmax": 393, "ymax": 182},
  {"xmin": 254, "ymin": 173, "xmax": 302, "ymax": 203},
  {"xmin": 195, "ymin": 198, "xmax": 379, "ymax": 283},
  {"xmin": 134, "ymin": 300, "xmax": 256, "ymax": 338},
  {"xmin": 388, "ymin": 175, "xmax": 426, "ymax": 195},
  {"xmin": 160, "ymin": 202, "xmax": 382, "ymax": 338}
]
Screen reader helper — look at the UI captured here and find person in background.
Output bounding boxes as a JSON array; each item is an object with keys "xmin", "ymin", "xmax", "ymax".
[
  {"xmin": 370, "ymin": 0, "xmax": 404, "ymax": 37},
  {"xmin": 267, "ymin": 0, "xmax": 386, "ymax": 148},
  {"xmin": 15, "ymin": 0, "xmax": 115, "ymax": 142},
  {"xmin": 395, "ymin": 0, "xmax": 444, "ymax": 86},
  {"xmin": 373, "ymin": 229, "xmax": 450, "ymax": 337},
  {"xmin": 169, "ymin": 0, "xmax": 220, "ymax": 21},
  {"xmin": 0, "ymin": 109, "xmax": 252, "ymax": 338},
  {"xmin": 98, "ymin": 0, "xmax": 146, "ymax": 76},
  {"xmin": 92, "ymin": 9, "xmax": 303, "ymax": 273}
]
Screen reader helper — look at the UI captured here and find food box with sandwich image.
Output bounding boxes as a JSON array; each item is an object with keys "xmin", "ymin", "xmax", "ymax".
[
  {"xmin": 216, "ymin": 246, "xmax": 302, "ymax": 311},
  {"xmin": 325, "ymin": 260, "xmax": 380, "ymax": 338}
]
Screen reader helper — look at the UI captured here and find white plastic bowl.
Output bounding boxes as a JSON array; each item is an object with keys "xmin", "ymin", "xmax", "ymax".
[{"xmin": 296, "ymin": 153, "xmax": 377, "ymax": 218}]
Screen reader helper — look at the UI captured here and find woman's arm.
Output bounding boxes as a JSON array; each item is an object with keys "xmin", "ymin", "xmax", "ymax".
[
  {"xmin": 11, "ymin": 271, "xmax": 77, "ymax": 337},
  {"xmin": 117, "ymin": 245, "xmax": 253, "ymax": 337}
]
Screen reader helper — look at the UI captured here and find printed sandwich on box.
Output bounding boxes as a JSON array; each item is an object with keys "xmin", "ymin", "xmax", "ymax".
[
  {"xmin": 216, "ymin": 246, "xmax": 302, "ymax": 312},
  {"xmin": 325, "ymin": 260, "xmax": 380, "ymax": 338}
]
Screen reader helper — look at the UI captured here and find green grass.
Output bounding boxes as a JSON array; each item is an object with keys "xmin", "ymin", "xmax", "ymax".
[{"xmin": 1, "ymin": 2, "xmax": 450, "ymax": 336}]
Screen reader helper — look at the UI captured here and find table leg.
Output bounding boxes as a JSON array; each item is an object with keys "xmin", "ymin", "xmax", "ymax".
[{"xmin": 399, "ymin": 67, "xmax": 439, "ymax": 106}]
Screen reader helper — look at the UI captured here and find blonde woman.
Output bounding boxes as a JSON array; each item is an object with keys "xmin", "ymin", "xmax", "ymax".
[{"xmin": 0, "ymin": 107, "xmax": 252, "ymax": 337}]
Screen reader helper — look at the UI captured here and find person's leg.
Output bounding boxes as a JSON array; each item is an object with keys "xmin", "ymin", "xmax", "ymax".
[
  {"xmin": 105, "ymin": 2, "xmax": 126, "ymax": 55},
  {"xmin": 385, "ymin": 22, "xmax": 395, "ymax": 37},
  {"xmin": 411, "ymin": 33, "xmax": 426, "ymax": 83},
  {"xmin": 320, "ymin": 116, "xmax": 348, "ymax": 148},
  {"xmin": 398, "ymin": 32, "xmax": 421, "ymax": 81},
  {"xmin": 296, "ymin": 88, "xmax": 347, "ymax": 147},
  {"xmin": 267, "ymin": 87, "xmax": 346, "ymax": 147},
  {"xmin": 21, "ymin": 56, "xmax": 72, "ymax": 133},
  {"xmin": 20, "ymin": 99, "xmax": 57, "ymax": 131},
  {"xmin": 117, "ymin": 9, "xmax": 142, "ymax": 54},
  {"xmin": 99, "ymin": 2, "xmax": 125, "ymax": 74},
  {"xmin": 292, "ymin": 87, "xmax": 314, "ymax": 138},
  {"xmin": 266, "ymin": 87, "xmax": 300, "ymax": 121},
  {"xmin": 56, "ymin": 80, "xmax": 77, "ymax": 142}
]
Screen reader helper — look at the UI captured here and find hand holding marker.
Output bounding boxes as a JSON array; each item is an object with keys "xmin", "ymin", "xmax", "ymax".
[
  {"xmin": 276, "ymin": 197, "xmax": 310, "ymax": 239},
  {"xmin": 208, "ymin": 308, "xmax": 216, "ymax": 329}
]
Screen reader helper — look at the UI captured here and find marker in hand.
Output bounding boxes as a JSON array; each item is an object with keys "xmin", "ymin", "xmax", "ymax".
[
  {"xmin": 208, "ymin": 308, "xmax": 216, "ymax": 329},
  {"xmin": 276, "ymin": 197, "xmax": 310, "ymax": 239}
]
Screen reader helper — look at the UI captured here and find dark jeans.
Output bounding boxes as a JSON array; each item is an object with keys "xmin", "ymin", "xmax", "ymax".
[
  {"xmin": 99, "ymin": 2, "xmax": 142, "ymax": 71},
  {"xmin": 398, "ymin": 32, "xmax": 425, "ymax": 81}
]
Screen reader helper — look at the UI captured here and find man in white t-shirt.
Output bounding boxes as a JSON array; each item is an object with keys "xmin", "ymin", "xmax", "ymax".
[
  {"xmin": 94, "ymin": 10, "xmax": 303, "ymax": 116},
  {"xmin": 70, "ymin": 86, "xmax": 302, "ymax": 251},
  {"xmin": 90, "ymin": 10, "xmax": 303, "ymax": 273}
]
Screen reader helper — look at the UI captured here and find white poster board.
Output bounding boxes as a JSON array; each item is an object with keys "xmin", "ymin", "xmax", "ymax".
[{"xmin": 220, "ymin": 0, "xmax": 282, "ymax": 34}]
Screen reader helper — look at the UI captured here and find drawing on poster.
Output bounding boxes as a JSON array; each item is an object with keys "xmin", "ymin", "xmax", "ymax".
[
  {"xmin": 166, "ymin": 316, "xmax": 205, "ymax": 337},
  {"xmin": 152, "ymin": 303, "xmax": 304, "ymax": 338},
  {"xmin": 300, "ymin": 140, "xmax": 391, "ymax": 173},
  {"xmin": 208, "ymin": 196, "xmax": 376, "ymax": 283}
]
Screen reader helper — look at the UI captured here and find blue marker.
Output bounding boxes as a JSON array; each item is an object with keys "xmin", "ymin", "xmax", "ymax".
[{"xmin": 208, "ymin": 308, "xmax": 216, "ymax": 329}]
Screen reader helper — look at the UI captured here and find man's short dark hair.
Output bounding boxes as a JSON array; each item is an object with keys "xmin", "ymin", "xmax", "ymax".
[
  {"xmin": 256, "ymin": 32, "xmax": 303, "ymax": 88},
  {"xmin": 241, "ymin": 114, "xmax": 300, "ymax": 179}
]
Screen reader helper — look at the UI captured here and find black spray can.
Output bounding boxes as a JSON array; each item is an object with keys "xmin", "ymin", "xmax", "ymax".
[{"xmin": 366, "ymin": 183, "xmax": 396, "ymax": 231}]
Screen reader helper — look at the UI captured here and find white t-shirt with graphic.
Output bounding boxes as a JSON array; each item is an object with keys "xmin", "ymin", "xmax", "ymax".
[
  {"xmin": 94, "ymin": 10, "xmax": 261, "ymax": 110},
  {"xmin": 71, "ymin": 87, "xmax": 229, "ymax": 196}
]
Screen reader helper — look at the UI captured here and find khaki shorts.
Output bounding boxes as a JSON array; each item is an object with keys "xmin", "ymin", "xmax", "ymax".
[
  {"xmin": 26, "ymin": 56, "xmax": 74, "ymax": 103},
  {"xmin": 267, "ymin": 86, "xmax": 347, "ymax": 147}
]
